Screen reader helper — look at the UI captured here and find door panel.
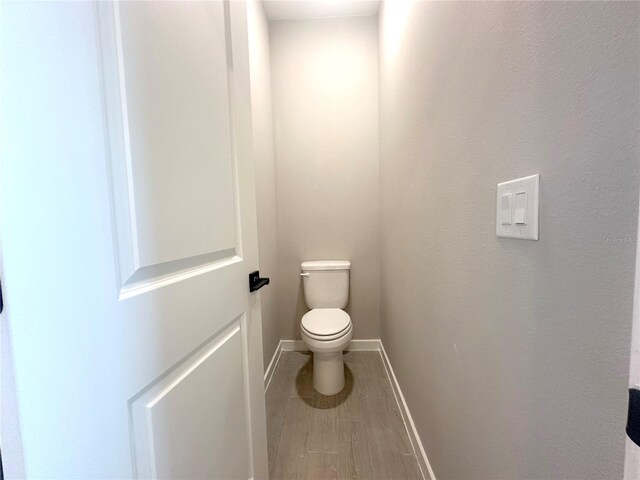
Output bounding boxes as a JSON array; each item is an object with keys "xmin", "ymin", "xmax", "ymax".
[
  {"xmin": 99, "ymin": 1, "xmax": 241, "ymax": 297},
  {"xmin": 119, "ymin": 1, "xmax": 237, "ymax": 269},
  {"xmin": 130, "ymin": 317, "xmax": 251, "ymax": 479}
]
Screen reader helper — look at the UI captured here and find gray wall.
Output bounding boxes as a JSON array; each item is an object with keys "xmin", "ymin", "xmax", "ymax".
[
  {"xmin": 270, "ymin": 16, "xmax": 381, "ymax": 340},
  {"xmin": 378, "ymin": 2, "xmax": 639, "ymax": 479},
  {"xmin": 248, "ymin": 0, "xmax": 281, "ymax": 368}
]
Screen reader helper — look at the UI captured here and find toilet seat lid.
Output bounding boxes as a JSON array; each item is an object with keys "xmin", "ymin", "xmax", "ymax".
[{"xmin": 301, "ymin": 308, "xmax": 351, "ymax": 336}]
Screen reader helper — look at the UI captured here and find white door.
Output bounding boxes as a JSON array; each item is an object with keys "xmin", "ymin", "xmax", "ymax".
[{"xmin": 1, "ymin": 1, "xmax": 268, "ymax": 478}]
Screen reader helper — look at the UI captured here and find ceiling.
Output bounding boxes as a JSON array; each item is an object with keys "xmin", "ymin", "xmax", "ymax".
[{"xmin": 262, "ymin": 0, "xmax": 380, "ymax": 21}]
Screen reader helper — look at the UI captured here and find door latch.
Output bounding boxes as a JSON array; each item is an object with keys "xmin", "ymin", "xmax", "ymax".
[{"xmin": 249, "ymin": 271, "xmax": 270, "ymax": 293}]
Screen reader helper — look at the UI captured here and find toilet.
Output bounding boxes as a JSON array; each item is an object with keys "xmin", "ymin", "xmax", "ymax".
[{"xmin": 300, "ymin": 260, "xmax": 352, "ymax": 395}]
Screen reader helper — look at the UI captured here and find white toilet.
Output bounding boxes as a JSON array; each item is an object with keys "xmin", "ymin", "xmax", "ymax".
[{"xmin": 300, "ymin": 260, "xmax": 353, "ymax": 396}]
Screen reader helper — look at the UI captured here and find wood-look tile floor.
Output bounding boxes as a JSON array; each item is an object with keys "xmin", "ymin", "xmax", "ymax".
[{"xmin": 266, "ymin": 351, "xmax": 423, "ymax": 480}]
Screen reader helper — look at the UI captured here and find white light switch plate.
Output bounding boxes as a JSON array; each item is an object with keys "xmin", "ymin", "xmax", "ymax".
[{"xmin": 496, "ymin": 174, "xmax": 539, "ymax": 240}]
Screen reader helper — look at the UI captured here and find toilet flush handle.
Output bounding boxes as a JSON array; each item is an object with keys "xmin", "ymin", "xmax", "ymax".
[{"xmin": 300, "ymin": 272, "xmax": 310, "ymax": 277}]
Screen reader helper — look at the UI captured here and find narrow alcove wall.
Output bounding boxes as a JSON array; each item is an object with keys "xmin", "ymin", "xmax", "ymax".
[
  {"xmin": 378, "ymin": 2, "xmax": 639, "ymax": 479},
  {"xmin": 269, "ymin": 15, "xmax": 381, "ymax": 342},
  {"xmin": 249, "ymin": 2, "xmax": 381, "ymax": 371},
  {"xmin": 250, "ymin": 1, "xmax": 640, "ymax": 478}
]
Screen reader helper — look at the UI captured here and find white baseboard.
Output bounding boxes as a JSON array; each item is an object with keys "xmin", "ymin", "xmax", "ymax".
[
  {"xmin": 346, "ymin": 339, "xmax": 381, "ymax": 351},
  {"xmin": 379, "ymin": 342, "xmax": 436, "ymax": 480},
  {"xmin": 280, "ymin": 339, "xmax": 307, "ymax": 351},
  {"xmin": 279, "ymin": 338, "xmax": 382, "ymax": 352},
  {"xmin": 266, "ymin": 339, "xmax": 381, "ymax": 391},
  {"xmin": 263, "ymin": 340, "xmax": 284, "ymax": 391}
]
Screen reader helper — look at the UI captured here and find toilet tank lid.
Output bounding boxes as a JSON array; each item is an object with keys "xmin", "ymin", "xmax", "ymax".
[{"xmin": 301, "ymin": 260, "xmax": 351, "ymax": 271}]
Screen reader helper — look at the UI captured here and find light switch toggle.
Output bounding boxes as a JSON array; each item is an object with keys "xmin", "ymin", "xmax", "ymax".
[
  {"xmin": 514, "ymin": 192, "xmax": 527, "ymax": 225},
  {"xmin": 500, "ymin": 193, "xmax": 513, "ymax": 225}
]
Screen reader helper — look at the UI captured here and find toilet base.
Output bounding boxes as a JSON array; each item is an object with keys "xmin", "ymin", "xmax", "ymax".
[
  {"xmin": 300, "ymin": 319, "xmax": 352, "ymax": 396},
  {"xmin": 313, "ymin": 352, "xmax": 345, "ymax": 395}
]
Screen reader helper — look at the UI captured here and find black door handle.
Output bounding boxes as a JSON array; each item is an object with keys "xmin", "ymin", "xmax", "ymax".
[
  {"xmin": 628, "ymin": 388, "xmax": 640, "ymax": 446},
  {"xmin": 249, "ymin": 271, "xmax": 270, "ymax": 292}
]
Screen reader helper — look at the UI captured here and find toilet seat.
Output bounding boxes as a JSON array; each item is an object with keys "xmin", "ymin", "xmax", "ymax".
[
  {"xmin": 301, "ymin": 308, "xmax": 351, "ymax": 341},
  {"xmin": 302, "ymin": 322, "xmax": 352, "ymax": 341}
]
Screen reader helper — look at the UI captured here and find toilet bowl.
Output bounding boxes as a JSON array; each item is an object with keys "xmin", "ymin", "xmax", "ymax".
[
  {"xmin": 300, "ymin": 260, "xmax": 351, "ymax": 396},
  {"xmin": 300, "ymin": 308, "xmax": 353, "ymax": 395}
]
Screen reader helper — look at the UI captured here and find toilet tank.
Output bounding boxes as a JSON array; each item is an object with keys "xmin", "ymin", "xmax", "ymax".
[{"xmin": 301, "ymin": 260, "xmax": 350, "ymax": 309}]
